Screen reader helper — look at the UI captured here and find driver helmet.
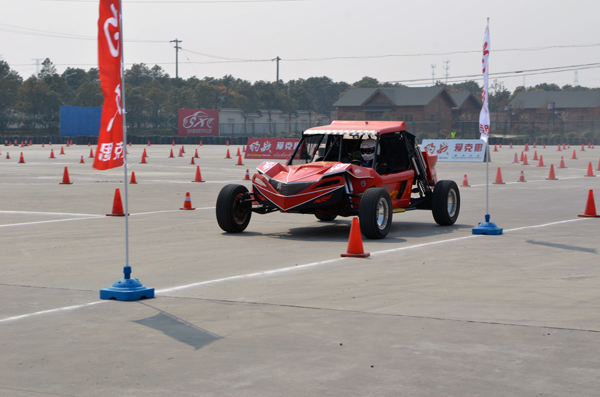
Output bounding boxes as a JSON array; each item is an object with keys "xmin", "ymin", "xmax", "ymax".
[{"xmin": 360, "ymin": 139, "xmax": 378, "ymax": 161}]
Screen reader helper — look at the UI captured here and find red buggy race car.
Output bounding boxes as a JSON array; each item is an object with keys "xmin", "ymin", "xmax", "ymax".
[{"xmin": 216, "ymin": 120, "xmax": 460, "ymax": 239}]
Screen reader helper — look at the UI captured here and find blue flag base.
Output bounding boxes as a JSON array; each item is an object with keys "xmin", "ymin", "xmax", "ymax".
[
  {"xmin": 472, "ymin": 214, "xmax": 503, "ymax": 235},
  {"xmin": 100, "ymin": 266, "xmax": 155, "ymax": 301}
]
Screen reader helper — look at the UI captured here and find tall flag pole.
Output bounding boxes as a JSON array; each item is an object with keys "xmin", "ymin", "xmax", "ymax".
[
  {"xmin": 473, "ymin": 18, "xmax": 503, "ymax": 235},
  {"xmin": 98, "ymin": 0, "xmax": 154, "ymax": 300}
]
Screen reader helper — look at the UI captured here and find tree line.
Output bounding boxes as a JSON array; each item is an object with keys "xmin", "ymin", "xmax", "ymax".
[{"xmin": 0, "ymin": 58, "xmax": 596, "ymax": 135}]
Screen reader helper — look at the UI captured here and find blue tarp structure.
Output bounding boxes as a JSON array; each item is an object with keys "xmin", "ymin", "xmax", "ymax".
[{"xmin": 60, "ymin": 106, "xmax": 102, "ymax": 136}]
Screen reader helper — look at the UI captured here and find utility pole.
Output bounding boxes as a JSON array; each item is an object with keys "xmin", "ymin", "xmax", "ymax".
[
  {"xmin": 574, "ymin": 70, "xmax": 579, "ymax": 86},
  {"xmin": 431, "ymin": 64, "xmax": 436, "ymax": 85},
  {"xmin": 443, "ymin": 60, "xmax": 450, "ymax": 84},
  {"xmin": 32, "ymin": 58, "xmax": 43, "ymax": 76},
  {"xmin": 273, "ymin": 56, "xmax": 281, "ymax": 86},
  {"xmin": 170, "ymin": 38, "xmax": 182, "ymax": 79}
]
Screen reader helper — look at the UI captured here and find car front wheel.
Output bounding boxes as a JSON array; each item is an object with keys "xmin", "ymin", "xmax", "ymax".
[
  {"xmin": 216, "ymin": 184, "xmax": 252, "ymax": 233},
  {"xmin": 359, "ymin": 188, "xmax": 393, "ymax": 239}
]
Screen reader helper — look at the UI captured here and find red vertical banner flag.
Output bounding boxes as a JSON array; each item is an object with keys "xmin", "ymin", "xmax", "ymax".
[
  {"xmin": 95, "ymin": 0, "xmax": 125, "ymax": 170},
  {"xmin": 478, "ymin": 20, "xmax": 490, "ymax": 142}
]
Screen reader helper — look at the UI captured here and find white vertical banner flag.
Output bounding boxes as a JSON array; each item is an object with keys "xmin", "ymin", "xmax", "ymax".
[{"xmin": 479, "ymin": 20, "xmax": 490, "ymax": 142}]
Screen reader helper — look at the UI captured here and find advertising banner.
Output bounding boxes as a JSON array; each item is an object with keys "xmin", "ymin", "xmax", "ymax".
[
  {"xmin": 421, "ymin": 139, "xmax": 488, "ymax": 162},
  {"xmin": 245, "ymin": 138, "xmax": 300, "ymax": 160},
  {"xmin": 178, "ymin": 109, "xmax": 219, "ymax": 136}
]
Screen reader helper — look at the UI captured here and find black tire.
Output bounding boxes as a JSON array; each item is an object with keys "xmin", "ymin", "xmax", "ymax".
[
  {"xmin": 432, "ymin": 180, "xmax": 460, "ymax": 226},
  {"xmin": 315, "ymin": 213, "xmax": 337, "ymax": 221},
  {"xmin": 216, "ymin": 184, "xmax": 252, "ymax": 233},
  {"xmin": 359, "ymin": 188, "xmax": 393, "ymax": 239}
]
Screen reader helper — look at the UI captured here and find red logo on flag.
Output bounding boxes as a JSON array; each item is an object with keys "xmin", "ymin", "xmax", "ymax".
[{"xmin": 95, "ymin": 0, "xmax": 124, "ymax": 170}]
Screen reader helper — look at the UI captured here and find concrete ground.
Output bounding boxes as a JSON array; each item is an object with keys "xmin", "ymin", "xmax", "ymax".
[{"xmin": 1, "ymin": 141, "xmax": 599, "ymax": 396}]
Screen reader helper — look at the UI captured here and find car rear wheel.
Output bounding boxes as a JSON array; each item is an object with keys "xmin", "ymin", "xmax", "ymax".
[
  {"xmin": 432, "ymin": 180, "xmax": 460, "ymax": 226},
  {"xmin": 216, "ymin": 184, "xmax": 252, "ymax": 233},
  {"xmin": 315, "ymin": 213, "xmax": 337, "ymax": 221},
  {"xmin": 359, "ymin": 188, "xmax": 393, "ymax": 239}
]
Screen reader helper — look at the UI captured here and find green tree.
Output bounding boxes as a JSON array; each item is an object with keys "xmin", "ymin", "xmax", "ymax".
[
  {"xmin": 351, "ymin": 76, "xmax": 379, "ymax": 88},
  {"xmin": 0, "ymin": 61, "xmax": 22, "ymax": 131},
  {"xmin": 17, "ymin": 76, "xmax": 61, "ymax": 130},
  {"xmin": 489, "ymin": 79, "xmax": 510, "ymax": 112}
]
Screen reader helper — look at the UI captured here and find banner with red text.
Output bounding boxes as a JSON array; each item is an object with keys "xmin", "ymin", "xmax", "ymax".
[
  {"xmin": 421, "ymin": 139, "xmax": 488, "ymax": 162},
  {"xmin": 245, "ymin": 138, "xmax": 300, "ymax": 159},
  {"xmin": 178, "ymin": 109, "xmax": 219, "ymax": 136},
  {"xmin": 94, "ymin": 0, "xmax": 124, "ymax": 170},
  {"xmin": 478, "ymin": 20, "xmax": 490, "ymax": 142}
]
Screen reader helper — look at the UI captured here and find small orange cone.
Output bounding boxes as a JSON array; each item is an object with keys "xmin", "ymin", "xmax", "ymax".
[
  {"xmin": 190, "ymin": 157, "xmax": 195, "ymax": 165},
  {"xmin": 128, "ymin": 142, "xmax": 131, "ymax": 147},
  {"xmin": 236, "ymin": 154, "xmax": 244, "ymax": 166},
  {"xmin": 537, "ymin": 155, "xmax": 545, "ymax": 167},
  {"xmin": 79, "ymin": 156, "xmax": 85, "ymax": 164},
  {"xmin": 533, "ymin": 150, "xmax": 538, "ymax": 161},
  {"xmin": 18, "ymin": 152, "xmax": 25, "ymax": 163},
  {"xmin": 148, "ymin": 140, "xmax": 151, "ymax": 146},
  {"xmin": 584, "ymin": 162, "xmax": 595, "ymax": 177},
  {"xmin": 512, "ymin": 153, "xmax": 519, "ymax": 163},
  {"xmin": 572, "ymin": 150, "xmax": 578, "ymax": 160},
  {"xmin": 49, "ymin": 141, "xmax": 52, "ymax": 146},
  {"xmin": 89, "ymin": 148, "xmax": 94, "ymax": 158},
  {"xmin": 181, "ymin": 145, "xmax": 186, "ymax": 154},
  {"xmin": 49, "ymin": 149, "xmax": 55, "ymax": 159},
  {"xmin": 596, "ymin": 158, "xmax": 600, "ymax": 171},
  {"xmin": 525, "ymin": 143, "xmax": 529, "ymax": 151},
  {"xmin": 130, "ymin": 171, "xmax": 137, "ymax": 184},
  {"xmin": 578, "ymin": 190, "xmax": 600, "ymax": 218},
  {"xmin": 107, "ymin": 188, "xmax": 126, "ymax": 216},
  {"xmin": 588, "ymin": 142, "xmax": 592, "ymax": 149},
  {"xmin": 192, "ymin": 166, "xmax": 205, "ymax": 182},
  {"xmin": 492, "ymin": 167, "xmax": 505, "ymax": 184},
  {"xmin": 533, "ymin": 142, "xmax": 536, "ymax": 148},
  {"xmin": 243, "ymin": 145, "xmax": 246, "ymax": 152},
  {"xmin": 461, "ymin": 174, "xmax": 470, "ymax": 187},
  {"xmin": 20, "ymin": 141, "xmax": 24, "ymax": 148},
  {"xmin": 60, "ymin": 146, "xmax": 65, "ymax": 155},
  {"xmin": 581, "ymin": 144, "xmax": 585, "ymax": 152},
  {"xmin": 172, "ymin": 140, "xmax": 175, "ymax": 146},
  {"xmin": 142, "ymin": 148, "xmax": 148, "ymax": 158},
  {"xmin": 559, "ymin": 156, "xmax": 566, "ymax": 168},
  {"xmin": 60, "ymin": 167, "xmax": 73, "ymax": 185},
  {"xmin": 199, "ymin": 140, "xmax": 203, "ymax": 146},
  {"xmin": 66, "ymin": 141, "xmax": 70, "ymax": 147},
  {"xmin": 70, "ymin": 139, "xmax": 73, "ymax": 146},
  {"xmin": 543, "ymin": 144, "xmax": 546, "ymax": 149},
  {"xmin": 517, "ymin": 170, "xmax": 526, "ymax": 182},
  {"xmin": 5, "ymin": 152, "xmax": 9, "ymax": 159},
  {"xmin": 88, "ymin": 142, "xmax": 91, "ymax": 146},
  {"xmin": 236, "ymin": 147, "xmax": 241, "ymax": 156},
  {"xmin": 341, "ymin": 217, "xmax": 369, "ymax": 258},
  {"xmin": 169, "ymin": 148, "xmax": 174, "ymax": 158},
  {"xmin": 180, "ymin": 192, "xmax": 196, "ymax": 210},
  {"xmin": 194, "ymin": 149, "xmax": 199, "ymax": 158},
  {"xmin": 42, "ymin": 142, "xmax": 45, "ymax": 147},
  {"xmin": 557, "ymin": 144, "xmax": 561, "ymax": 152},
  {"xmin": 140, "ymin": 152, "xmax": 147, "ymax": 164},
  {"xmin": 178, "ymin": 147, "xmax": 184, "ymax": 157},
  {"xmin": 244, "ymin": 169, "xmax": 250, "ymax": 180},
  {"xmin": 522, "ymin": 154, "xmax": 529, "ymax": 165},
  {"xmin": 226, "ymin": 140, "xmax": 230, "ymax": 146},
  {"xmin": 520, "ymin": 151, "xmax": 524, "ymax": 162},
  {"xmin": 563, "ymin": 143, "xmax": 567, "ymax": 150},
  {"xmin": 546, "ymin": 164, "xmax": 558, "ymax": 180},
  {"xmin": 225, "ymin": 149, "xmax": 231, "ymax": 159},
  {"xmin": 510, "ymin": 142, "xmax": 513, "ymax": 148}
]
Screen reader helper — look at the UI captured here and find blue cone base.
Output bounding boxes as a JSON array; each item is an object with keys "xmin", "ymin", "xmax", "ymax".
[
  {"xmin": 472, "ymin": 214, "xmax": 503, "ymax": 235},
  {"xmin": 100, "ymin": 277, "xmax": 155, "ymax": 301}
]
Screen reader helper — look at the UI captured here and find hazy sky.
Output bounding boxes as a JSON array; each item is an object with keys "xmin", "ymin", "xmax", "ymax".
[{"xmin": 2, "ymin": 0, "xmax": 599, "ymax": 92}]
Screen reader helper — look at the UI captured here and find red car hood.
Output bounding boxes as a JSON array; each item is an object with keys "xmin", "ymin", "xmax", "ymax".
[{"xmin": 257, "ymin": 161, "xmax": 353, "ymax": 183}]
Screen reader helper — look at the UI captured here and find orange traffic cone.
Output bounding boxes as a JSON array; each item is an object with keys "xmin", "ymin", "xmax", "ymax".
[
  {"xmin": 60, "ymin": 146, "xmax": 65, "ymax": 155},
  {"xmin": 89, "ymin": 148, "xmax": 94, "ymax": 158},
  {"xmin": 88, "ymin": 142, "xmax": 91, "ymax": 146},
  {"xmin": 512, "ymin": 153, "xmax": 519, "ymax": 163},
  {"xmin": 142, "ymin": 148, "xmax": 148, "ymax": 158},
  {"xmin": 20, "ymin": 141, "xmax": 23, "ymax": 148},
  {"xmin": 66, "ymin": 141, "xmax": 70, "ymax": 147},
  {"xmin": 557, "ymin": 144, "xmax": 561, "ymax": 152},
  {"xmin": 70, "ymin": 139, "xmax": 73, "ymax": 146},
  {"xmin": 190, "ymin": 157, "xmax": 195, "ymax": 165},
  {"xmin": 537, "ymin": 155, "xmax": 545, "ymax": 167},
  {"xmin": 180, "ymin": 192, "xmax": 196, "ymax": 210},
  {"xmin": 581, "ymin": 144, "xmax": 585, "ymax": 152},
  {"xmin": 596, "ymin": 158, "xmax": 600, "ymax": 171},
  {"xmin": 107, "ymin": 188, "xmax": 126, "ymax": 216},
  {"xmin": 60, "ymin": 167, "xmax": 73, "ymax": 185},
  {"xmin": 492, "ymin": 167, "xmax": 505, "ymax": 184},
  {"xmin": 572, "ymin": 150, "xmax": 578, "ymax": 160},
  {"xmin": 225, "ymin": 149, "xmax": 231, "ymax": 159},
  {"xmin": 148, "ymin": 140, "xmax": 151, "ymax": 146},
  {"xmin": 578, "ymin": 190, "xmax": 600, "ymax": 218},
  {"xmin": 533, "ymin": 142, "xmax": 537, "ymax": 148},
  {"xmin": 517, "ymin": 170, "xmax": 526, "ymax": 182},
  {"xmin": 244, "ymin": 169, "xmax": 250, "ymax": 180},
  {"xmin": 181, "ymin": 145, "xmax": 186, "ymax": 154},
  {"xmin": 178, "ymin": 147, "xmax": 184, "ymax": 157},
  {"xmin": 18, "ymin": 152, "xmax": 25, "ymax": 163},
  {"xmin": 525, "ymin": 143, "xmax": 529, "ymax": 151},
  {"xmin": 192, "ymin": 166, "xmax": 205, "ymax": 182},
  {"xmin": 172, "ymin": 140, "xmax": 175, "ymax": 146},
  {"xmin": 520, "ymin": 151, "xmax": 524, "ymax": 162},
  {"xmin": 243, "ymin": 145, "xmax": 246, "ymax": 152},
  {"xmin": 49, "ymin": 141, "xmax": 52, "ymax": 146},
  {"xmin": 130, "ymin": 171, "xmax": 137, "ymax": 184},
  {"xmin": 236, "ymin": 147, "xmax": 241, "ymax": 156},
  {"xmin": 226, "ymin": 140, "xmax": 230, "ymax": 146},
  {"xmin": 140, "ymin": 152, "xmax": 147, "ymax": 164},
  {"xmin": 461, "ymin": 174, "xmax": 470, "ymax": 187},
  {"xmin": 169, "ymin": 148, "xmax": 174, "ymax": 158},
  {"xmin": 199, "ymin": 140, "xmax": 203, "ymax": 146},
  {"xmin": 584, "ymin": 162, "xmax": 595, "ymax": 177},
  {"xmin": 236, "ymin": 155, "xmax": 244, "ymax": 166},
  {"xmin": 563, "ymin": 143, "xmax": 567, "ymax": 150},
  {"xmin": 522, "ymin": 154, "xmax": 529, "ymax": 165},
  {"xmin": 49, "ymin": 149, "xmax": 55, "ymax": 159},
  {"xmin": 128, "ymin": 142, "xmax": 131, "ymax": 147},
  {"xmin": 194, "ymin": 149, "xmax": 199, "ymax": 158},
  {"xmin": 80, "ymin": 155, "xmax": 85, "ymax": 164},
  {"xmin": 588, "ymin": 142, "xmax": 592, "ymax": 149},
  {"xmin": 42, "ymin": 142, "xmax": 45, "ymax": 147},
  {"xmin": 559, "ymin": 156, "xmax": 566, "ymax": 168},
  {"xmin": 341, "ymin": 217, "xmax": 370, "ymax": 258},
  {"xmin": 533, "ymin": 150, "xmax": 538, "ymax": 161},
  {"xmin": 546, "ymin": 164, "xmax": 558, "ymax": 180},
  {"xmin": 543, "ymin": 144, "xmax": 546, "ymax": 149},
  {"xmin": 5, "ymin": 152, "xmax": 9, "ymax": 159},
  {"xmin": 510, "ymin": 142, "xmax": 513, "ymax": 148}
]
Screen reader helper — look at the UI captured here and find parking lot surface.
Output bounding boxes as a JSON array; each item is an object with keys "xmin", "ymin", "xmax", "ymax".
[{"xmin": 1, "ymin": 142, "xmax": 599, "ymax": 396}]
